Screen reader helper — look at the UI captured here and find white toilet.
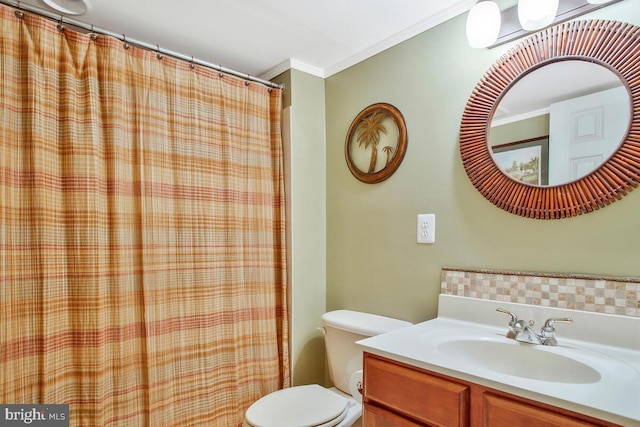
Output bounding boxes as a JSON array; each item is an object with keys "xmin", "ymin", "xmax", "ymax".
[{"xmin": 243, "ymin": 310, "xmax": 412, "ymax": 427}]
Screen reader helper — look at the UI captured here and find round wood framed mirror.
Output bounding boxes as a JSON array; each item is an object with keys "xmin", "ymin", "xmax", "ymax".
[{"xmin": 460, "ymin": 20, "xmax": 640, "ymax": 219}]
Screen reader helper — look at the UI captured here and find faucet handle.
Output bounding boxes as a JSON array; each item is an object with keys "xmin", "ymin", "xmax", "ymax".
[
  {"xmin": 542, "ymin": 317, "xmax": 573, "ymax": 331},
  {"xmin": 496, "ymin": 308, "xmax": 520, "ymax": 339},
  {"xmin": 496, "ymin": 308, "xmax": 518, "ymax": 325},
  {"xmin": 540, "ymin": 317, "xmax": 572, "ymax": 346}
]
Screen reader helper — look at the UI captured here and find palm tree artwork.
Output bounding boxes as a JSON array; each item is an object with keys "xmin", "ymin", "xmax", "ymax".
[
  {"xmin": 382, "ymin": 145, "xmax": 395, "ymax": 166},
  {"xmin": 356, "ymin": 110, "xmax": 388, "ymax": 173},
  {"xmin": 345, "ymin": 103, "xmax": 407, "ymax": 184}
]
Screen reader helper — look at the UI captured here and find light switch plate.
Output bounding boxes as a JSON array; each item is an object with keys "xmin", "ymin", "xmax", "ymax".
[{"xmin": 417, "ymin": 214, "xmax": 435, "ymax": 244}]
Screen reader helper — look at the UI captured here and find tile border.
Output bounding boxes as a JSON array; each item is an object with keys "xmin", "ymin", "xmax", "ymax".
[{"xmin": 441, "ymin": 267, "xmax": 639, "ymax": 317}]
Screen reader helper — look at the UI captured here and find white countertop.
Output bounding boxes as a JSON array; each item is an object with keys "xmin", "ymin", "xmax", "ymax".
[{"xmin": 357, "ymin": 295, "xmax": 640, "ymax": 426}]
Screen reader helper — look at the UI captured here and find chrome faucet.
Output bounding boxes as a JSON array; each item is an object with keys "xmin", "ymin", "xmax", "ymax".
[{"xmin": 497, "ymin": 308, "xmax": 572, "ymax": 346}]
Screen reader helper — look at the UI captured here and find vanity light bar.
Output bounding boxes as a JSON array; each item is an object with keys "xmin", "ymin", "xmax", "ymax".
[{"xmin": 489, "ymin": 0, "xmax": 623, "ymax": 48}]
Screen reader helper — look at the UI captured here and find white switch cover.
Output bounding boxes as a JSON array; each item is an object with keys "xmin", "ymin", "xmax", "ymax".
[{"xmin": 417, "ymin": 214, "xmax": 435, "ymax": 244}]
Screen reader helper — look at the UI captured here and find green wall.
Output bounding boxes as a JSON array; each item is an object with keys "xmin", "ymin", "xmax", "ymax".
[
  {"xmin": 325, "ymin": 0, "xmax": 640, "ymax": 325},
  {"xmin": 273, "ymin": 69, "xmax": 328, "ymax": 386},
  {"xmin": 491, "ymin": 115, "xmax": 549, "ymax": 147}
]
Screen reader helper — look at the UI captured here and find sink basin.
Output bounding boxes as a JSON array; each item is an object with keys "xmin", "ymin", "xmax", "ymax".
[
  {"xmin": 437, "ymin": 338, "xmax": 602, "ymax": 384},
  {"xmin": 358, "ymin": 299, "xmax": 640, "ymax": 425}
]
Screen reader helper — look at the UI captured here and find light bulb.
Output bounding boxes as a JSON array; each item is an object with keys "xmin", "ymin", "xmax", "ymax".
[
  {"xmin": 42, "ymin": 0, "xmax": 90, "ymax": 15},
  {"xmin": 466, "ymin": 1, "xmax": 501, "ymax": 48},
  {"xmin": 518, "ymin": 0, "xmax": 559, "ymax": 31}
]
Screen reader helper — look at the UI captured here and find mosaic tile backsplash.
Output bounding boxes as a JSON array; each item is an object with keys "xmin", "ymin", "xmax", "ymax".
[{"xmin": 441, "ymin": 268, "xmax": 640, "ymax": 317}]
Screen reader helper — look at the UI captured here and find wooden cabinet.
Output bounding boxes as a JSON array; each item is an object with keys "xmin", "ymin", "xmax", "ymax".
[
  {"xmin": 362, "ymin": 353, "xmax": 621, "ymax": 427},
  {"xmin": 481, "ymin": 393, "xmax": 603, "ymax": 427},
  {"xmin": 364, "ymin": 353, "xmax": 469, "ymax": 426},
  {"xmin": 363, "ymin": 404, "xmax": 425, "ymax": 427}
]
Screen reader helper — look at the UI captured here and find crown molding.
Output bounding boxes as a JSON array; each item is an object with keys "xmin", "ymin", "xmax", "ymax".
[
  {"xmin": 261, "ymin": 0, "xmax": 475, "ymax": 81},
  {"xmin": 324, "ymin": 0, "xmax": 475, "ymax": 77},
  {"xmin": 260, "ymin": 58, "xmax": 325, "ymax": 81}
]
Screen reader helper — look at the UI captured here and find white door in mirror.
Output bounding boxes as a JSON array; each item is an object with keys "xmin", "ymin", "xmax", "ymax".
[{"xmin": 417, "ymin": 214, "xmax": 435, "ymax": 244}]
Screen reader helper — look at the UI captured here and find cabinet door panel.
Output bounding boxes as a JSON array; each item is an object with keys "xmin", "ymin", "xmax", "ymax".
[
  {"xmin": 364, "ymin": 404, "xmax": 425, "ymax": 427},
  {"xmin": 364, "ymin": 354, "xmax": 470, "ymax": 427},
  {"xmin": 483, "ymin": 393, "xmax": 599, "ymax": 427}
]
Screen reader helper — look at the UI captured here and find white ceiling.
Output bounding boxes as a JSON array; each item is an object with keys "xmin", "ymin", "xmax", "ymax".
[
  {"xmin": 492, "ymin": 59, "xmax": 625, "ymax": 126},
  {"xmin": 15, "ymin": 0, "xmax": 477, "ymax": 80}
]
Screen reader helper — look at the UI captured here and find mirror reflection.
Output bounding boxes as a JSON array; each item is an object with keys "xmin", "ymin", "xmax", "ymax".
[{"xmin": 489, "ymin": 60, "xmax": 631, "ymax": 186}]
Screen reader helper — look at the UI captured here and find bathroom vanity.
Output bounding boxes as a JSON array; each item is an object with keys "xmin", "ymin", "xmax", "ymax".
[
  {"xmin": 363, "ymin": 353, "xmax": 620, "ymax": 426},
  {"xmin": 357, "ymin": 295, "xmax": 640, "ymax": 427}
]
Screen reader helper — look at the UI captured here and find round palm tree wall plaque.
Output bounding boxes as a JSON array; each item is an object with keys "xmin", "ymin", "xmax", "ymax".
[{"xmin": 345, "ymin": 103, "xmax": 408, "ymax": 184}]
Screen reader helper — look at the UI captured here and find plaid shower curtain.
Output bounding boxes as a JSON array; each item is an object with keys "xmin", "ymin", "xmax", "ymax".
[{"xmin": 0, "ymin": 5, "xmax": 289, "ymax": 426}]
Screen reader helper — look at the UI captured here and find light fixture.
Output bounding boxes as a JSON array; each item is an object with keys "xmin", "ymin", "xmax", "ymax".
[
  {"xmin": 41, "ymin": 0, "xmax": 90, "ymax": 16},
  {"xmin": 517, "ymin": 0, "xmax": 559, "ymax": 31},
  {"xmin": 466, "ymin": 0, "xmax": 501, "ymax": 49}
]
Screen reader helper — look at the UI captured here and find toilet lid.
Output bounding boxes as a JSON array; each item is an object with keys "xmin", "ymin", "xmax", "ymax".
[{"xmin": 245, "ymin": 384, "xmax": 349, "ymax": 427}]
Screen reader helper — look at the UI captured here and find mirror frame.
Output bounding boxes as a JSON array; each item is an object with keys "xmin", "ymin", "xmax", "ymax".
[{"xmin": 460, "ymin": 20, "xmax": 640, "ymax": 219}]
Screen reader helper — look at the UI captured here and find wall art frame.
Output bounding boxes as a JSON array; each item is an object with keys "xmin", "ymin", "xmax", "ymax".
[{"xmin": 345, "ymin": 103, "xmax": 408, "ymax": 184}]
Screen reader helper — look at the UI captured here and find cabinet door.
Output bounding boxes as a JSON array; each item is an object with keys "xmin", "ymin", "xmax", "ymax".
[
  {"xmin": 483, "ymin": 393, "xmax": 601, "ymax": 427},
  {"xmin": 364, "ymin": 404, "xmax": 426, "ymax": 427},
  {"xmin": 364, "ymin": 353, "xmax": 470, "ymax": 427}
]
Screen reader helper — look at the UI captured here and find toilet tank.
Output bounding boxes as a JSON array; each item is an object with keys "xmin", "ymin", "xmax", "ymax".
[{"xmin": 321, "ymin": 310, "xmax": 412, "ymax": 394}]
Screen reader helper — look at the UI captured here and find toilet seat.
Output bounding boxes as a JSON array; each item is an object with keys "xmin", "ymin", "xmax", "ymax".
[{"xmin": 244, "ymin": 384, "xmax": 350, "ymax": 427}]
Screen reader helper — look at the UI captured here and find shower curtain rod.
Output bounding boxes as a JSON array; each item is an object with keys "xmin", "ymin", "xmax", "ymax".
[{"xmin": 0, "ymin": 0, "xmax": 284, "ymax": 90}]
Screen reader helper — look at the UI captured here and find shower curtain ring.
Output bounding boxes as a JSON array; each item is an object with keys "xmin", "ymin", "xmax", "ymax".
[
  {"xmin": 57, "ymin": 16, "xmax": 65, "ymax": 32},
  {"xmin": 190, "ymin": 57, "xmax": 195, "ymax": 69},
  {"xmin": 156, "ymin": 45, "xmax": 163, "ymax": 60},
  {"xmin": 123, "ymin": 34, "xmax": 129, "ymax": 50},
  {"xmin": 14, "ymin": 2, "xmax": 24, "ymax": 19},
  {"xmin": 90, "ymin": 24, "xmax": 98, "ymax": 41}
]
